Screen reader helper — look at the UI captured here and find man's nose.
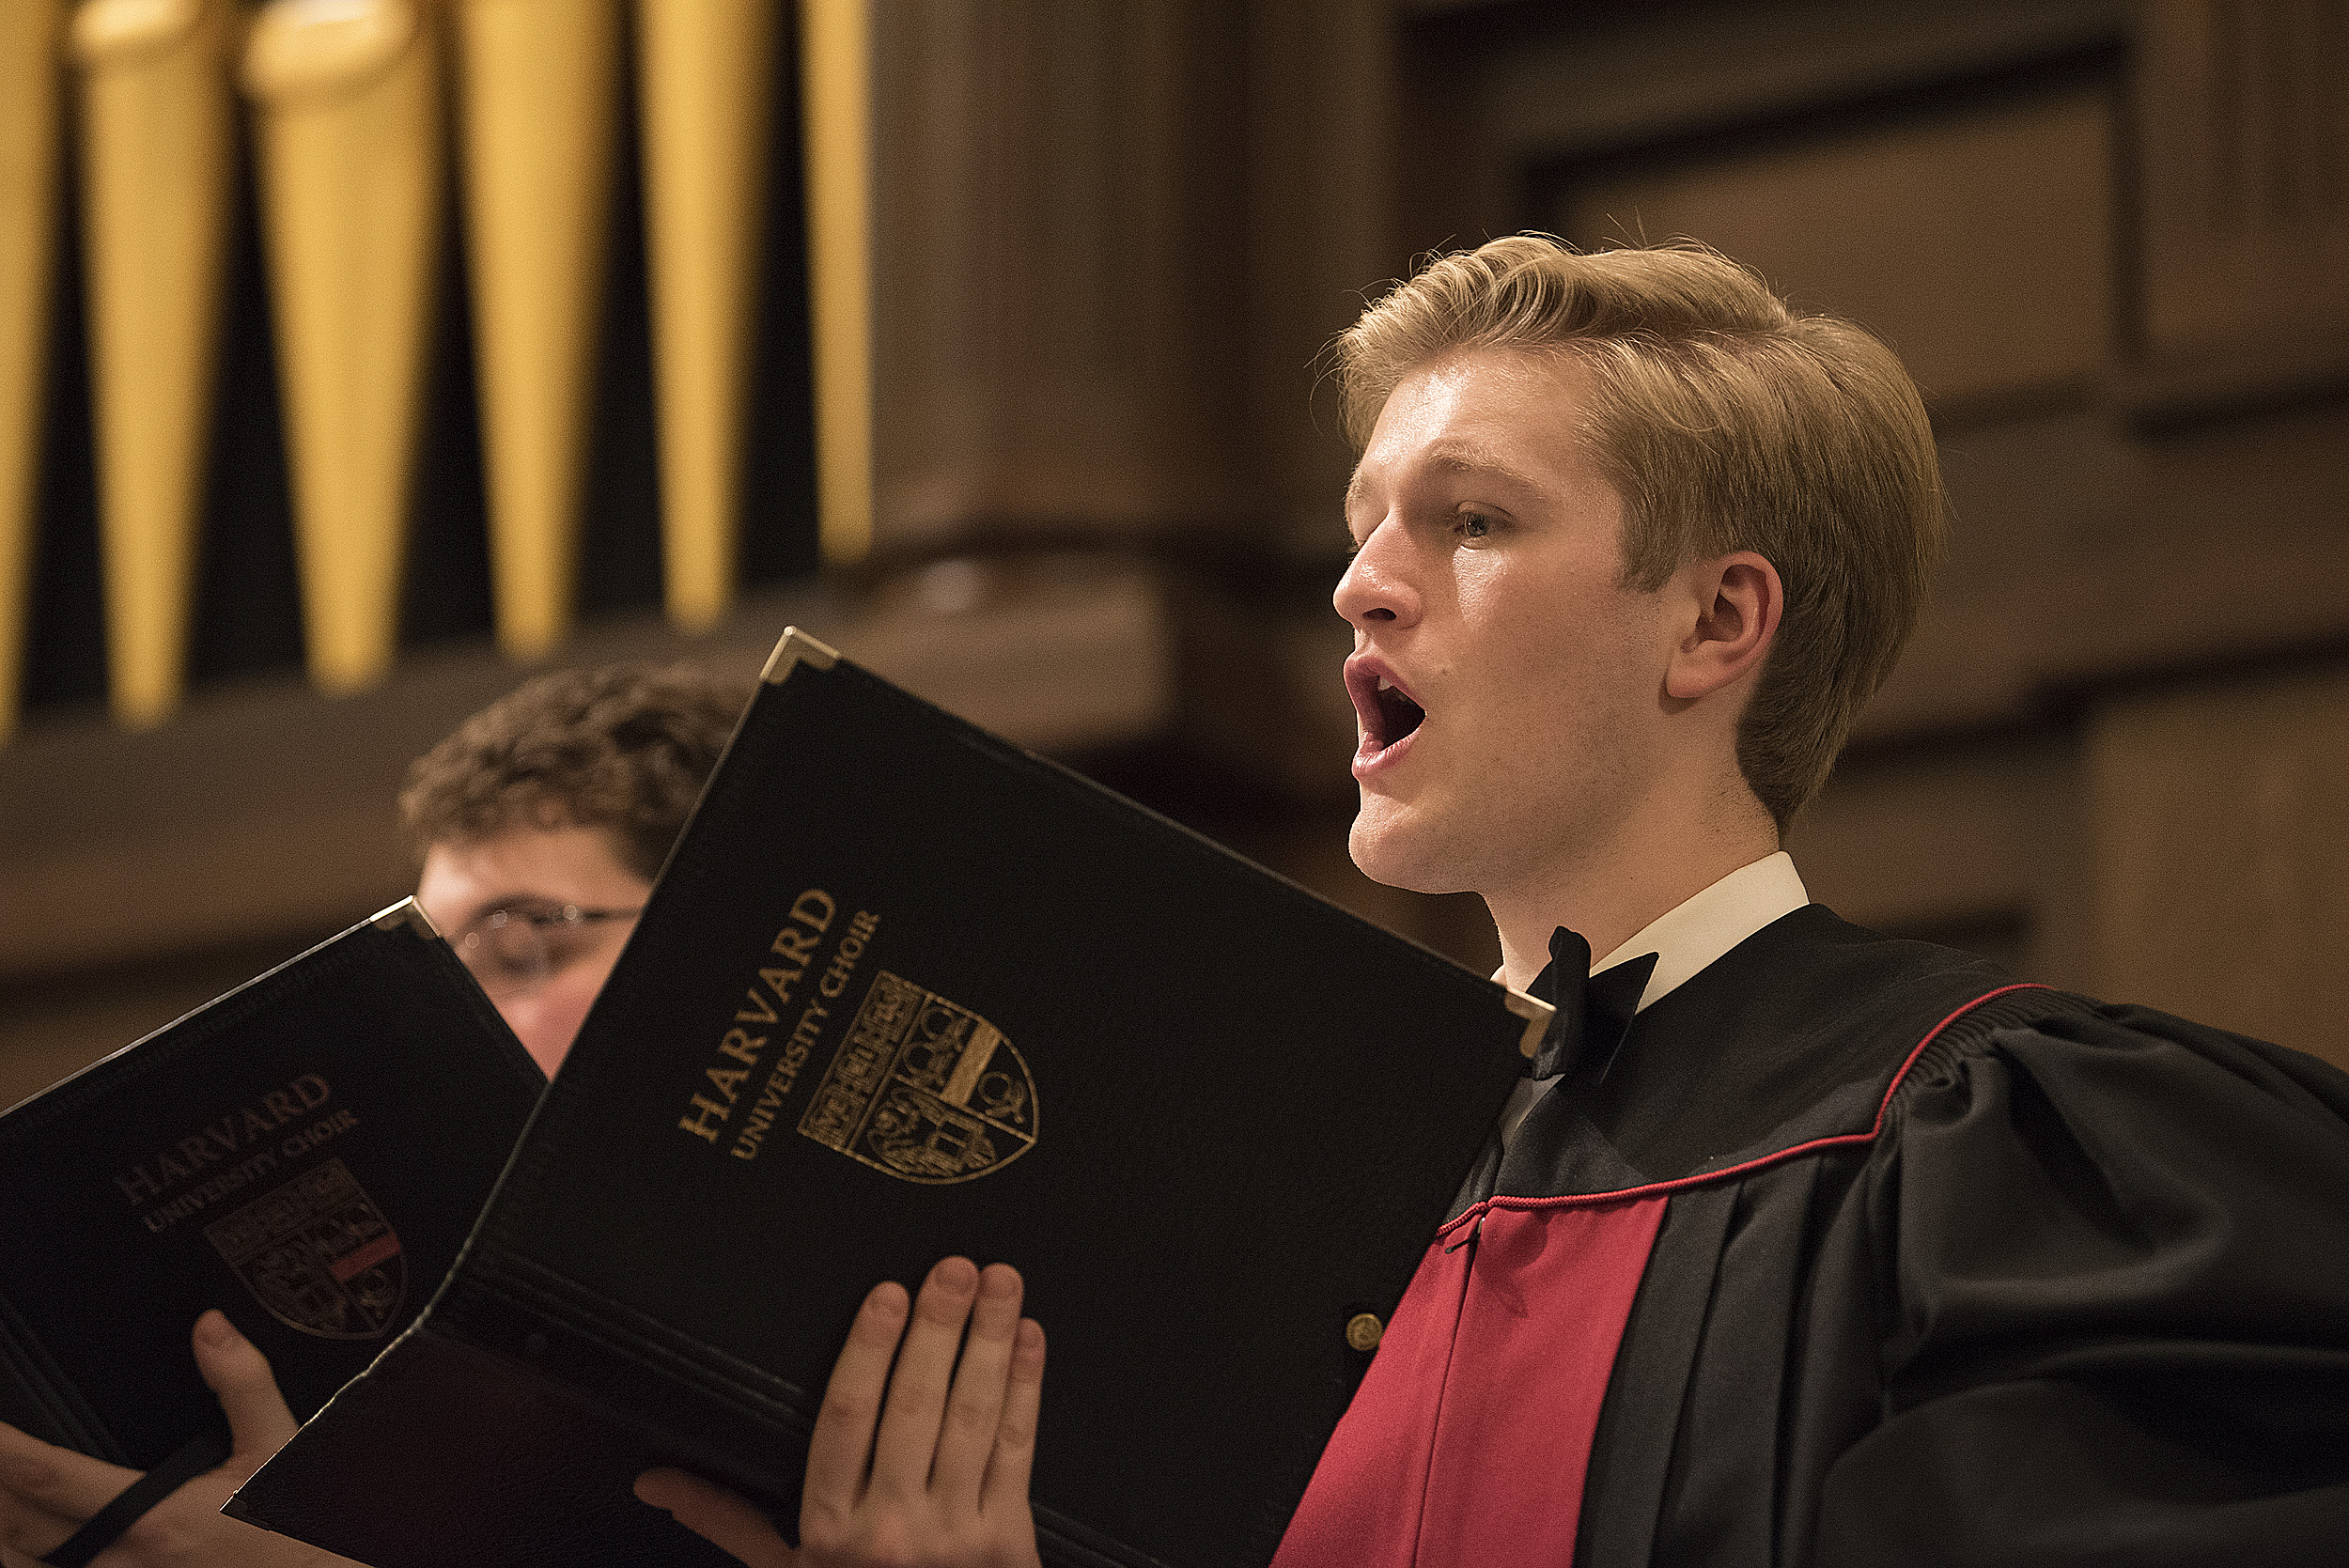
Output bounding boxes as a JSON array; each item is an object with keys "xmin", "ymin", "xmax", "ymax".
[{"xmin": 1334, "ymin": 521, "xmax": 1417, "ymax": 628}]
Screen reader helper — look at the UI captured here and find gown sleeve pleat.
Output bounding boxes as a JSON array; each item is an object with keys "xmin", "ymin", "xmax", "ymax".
[{"xmin": 1813, "ymin": 1005, "xmax": 2349, "ymax": 1566}]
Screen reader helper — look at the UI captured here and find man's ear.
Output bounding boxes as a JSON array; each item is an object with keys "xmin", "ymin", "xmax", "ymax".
[{"xmin": 1664, "ymin": 551, "xmax": 1782, "ymax": 702}]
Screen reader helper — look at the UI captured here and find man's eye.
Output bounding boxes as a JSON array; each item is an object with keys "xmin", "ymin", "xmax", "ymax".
[
  {"xmin": 538, "ymin": 928, "xmax": 597, "ymax": 967},
  {"xmin": 487, "ymin": 949, "xmax": 540, "ymax": 980},
  {"xmin": 1459, "ymin": 514, "xmax": 1491, "ymax": 540}
]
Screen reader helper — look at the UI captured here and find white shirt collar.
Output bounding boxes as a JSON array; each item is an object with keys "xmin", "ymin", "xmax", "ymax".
[
  {"xmin": 1496, "ymin": 851, "xmax": 1809, "ymax": 1146},
  {"xmin": 1592, "ymin": 850, "xmax": 1809, "ymax": 1013}
]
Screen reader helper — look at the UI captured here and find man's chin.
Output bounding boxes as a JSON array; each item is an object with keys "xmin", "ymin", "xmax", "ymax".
[{"xmin": 1347, "ymin": 808, "xmax": 1473, "ymax": 896}]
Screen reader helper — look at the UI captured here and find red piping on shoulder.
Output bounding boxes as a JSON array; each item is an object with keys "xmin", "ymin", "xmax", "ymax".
[{"xmin": 1439, "ymin": 982, "xmax": 2053, "ymax": 1234}]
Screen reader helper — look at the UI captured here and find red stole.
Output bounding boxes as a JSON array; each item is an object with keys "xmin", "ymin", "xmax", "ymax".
[{"xmin": 1272, "ymin": 1192, "xmax": 1669, "ymax": 1568}]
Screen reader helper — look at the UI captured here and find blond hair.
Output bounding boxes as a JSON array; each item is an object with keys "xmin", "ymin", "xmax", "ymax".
[{"xmin": 1337, "ymin": 236, "xmax": 1945, "ymax": 828}]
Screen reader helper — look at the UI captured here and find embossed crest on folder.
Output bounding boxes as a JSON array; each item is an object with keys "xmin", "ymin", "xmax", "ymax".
[
  {"xmin": 204, "ymin": 1158, "xmax": 406, "ymax": 1340},
  {"xmin": 800, "ymin": 971, "xmax": 1036, "ymax": 1184}
]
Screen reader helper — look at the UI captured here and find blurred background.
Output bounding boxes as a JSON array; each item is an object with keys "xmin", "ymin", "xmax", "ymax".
[{"xmin": 4, "ymin": 0, "xmax": 2346, "ymax": 1107}]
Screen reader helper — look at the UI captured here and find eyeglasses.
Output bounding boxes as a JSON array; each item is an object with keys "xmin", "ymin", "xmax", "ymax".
[{"xmin": 452, "ymin": 903, "xmax": 643, "ymax": 1003}]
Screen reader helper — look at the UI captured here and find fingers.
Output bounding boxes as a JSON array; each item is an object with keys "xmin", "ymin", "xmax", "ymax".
[
  {"xmin": 868, "ymin": 1257, "xmax": 982, "ymax": 1495},
  {"xmin": 0, "ymin": 1461, "xmax": 81, "ymax": 1560},
  {"xmin": 193, "ymin": 1310, "xmax": 300, "ymax": 1460},
  {"xmin": 797, "ymin": 1258, "xmax": 1044, "ymax": 1567},
  {"xmin": 802, "ymin": 1279, "xmax": 909, "ymax": 1511},
  {"xmin": 634, "ymin": 1468, "xmax": 795, "ymax": 1567},
  {"xmin": 0, "ymin": 1418, "xmax": 137, "ymax": 1537},
  {"xmin": 0, "ymin": 1319, "xmax": 291, "ymax": 1565},
  {"xmin": 929, "ymin": 1265, "xmax": 1024, "ymax": 1514},
  {"xmin": 981, "ymin": 1317, "xmax": 1046, "ymax": 1523}
]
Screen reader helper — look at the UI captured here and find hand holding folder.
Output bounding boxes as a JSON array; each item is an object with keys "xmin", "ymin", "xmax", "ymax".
[
  {"xmin": 638, "ymin": 1258, "xmax": 1048, "ymax": 1568},
  {"xmin": 0, "ymin": 902, "xmax": 544, "ymax": 1568},
  {"xmin": 0, "ymin": 1312, "xmax": 349, "ymax": 1568}
]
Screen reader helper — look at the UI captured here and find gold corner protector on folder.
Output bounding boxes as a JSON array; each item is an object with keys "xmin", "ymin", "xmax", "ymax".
[
  {"xmin": 370, "ymin": 898, "xmax": 437, "ymax": 939},
  {"xmin": 762, "ymin": 627, "xmax": 841, "ymax": 684},
  {"xmin": 1502, "ymin": 988, "xmax": 1553, "ymax": 1060}
]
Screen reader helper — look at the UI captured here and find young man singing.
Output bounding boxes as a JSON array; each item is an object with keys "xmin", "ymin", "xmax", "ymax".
[
  {"xmin": 1272, "ymin": 237, "xmax": 2349, "ymax": 1566},
  {"xmin": 653, "ymin": 239, "xmax": 2349, "ymax": 1566}
]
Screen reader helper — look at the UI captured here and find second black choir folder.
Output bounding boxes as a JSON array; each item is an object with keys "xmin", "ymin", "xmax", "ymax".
[
  {"xmin": 230, "ymin": 628, "xmax": 1550, "ymax": 1568},
  {"xmin": 0, "ymin": 903, "xmax": 546, "ymax": 1477}
]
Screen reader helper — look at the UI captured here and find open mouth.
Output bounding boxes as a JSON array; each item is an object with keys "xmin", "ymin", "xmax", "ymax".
[{"xmin": 1347, "ymin": 662, "xmax": 1425, "ymax": 758}]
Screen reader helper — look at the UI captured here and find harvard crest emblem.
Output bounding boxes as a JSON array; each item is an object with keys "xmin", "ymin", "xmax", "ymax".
[
  {"xmin": 800, "ymin": 971, "xmax": 1037, "ymax": 1183},
  {"xmin": 203, "ymin": 1158, "xmax": 406, "ymax": 1339}
]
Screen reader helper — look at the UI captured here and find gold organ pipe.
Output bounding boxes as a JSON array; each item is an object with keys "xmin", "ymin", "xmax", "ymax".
[
  {"xmin": 0, "ymin": 0, "xmax": 67, "ymax": 742},
  {"xmin": 453, "ymin": 0, "xmax": 619, "ymax": 660},
  {"xmin": 799, "ymin": 0, "xmax": 869, "ymax": 566},
  {"xmin": 637, "ymin": 0, "xmax": 775, "ymax": 632},
  {"xmin": 70, "ymin": 0, "xmax": 236, "ymax": 727},
  {"xmin": 243, "ymin": 0, "xmax": 443, "ymax": 695}
]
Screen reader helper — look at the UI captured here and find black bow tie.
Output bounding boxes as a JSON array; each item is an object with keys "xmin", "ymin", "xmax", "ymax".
[{"xmin": 1527, "ymin": 927, "xmax": 1658, "ymax": 1080}]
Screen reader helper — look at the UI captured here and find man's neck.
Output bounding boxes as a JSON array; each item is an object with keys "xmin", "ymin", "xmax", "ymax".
[{"xmin": 1485, "ymin": 801, "xmax": 1781, "ymax": 991}]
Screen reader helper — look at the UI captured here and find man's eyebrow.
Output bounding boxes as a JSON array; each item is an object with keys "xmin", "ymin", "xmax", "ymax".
[
  {"xmin": 1345, "ymin": 442, "xmax": 1546, "ymax": 516},
  {"xmin": 454, "ymin": 890, "xmax": 573, "ymax": 925},
  {"xmin": 1420, "ymin": 442, "xmax": 1547, "ymax": 495}
]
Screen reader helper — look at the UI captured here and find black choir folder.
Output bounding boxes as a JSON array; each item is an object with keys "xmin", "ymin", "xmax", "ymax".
[
  {"xmin": 0, "ymin": 904, "xmax": 545, "ymax": 1474},
  {"xmin": 231, "ymin": 629, "xmax": 1549, "ymax": 1568}
]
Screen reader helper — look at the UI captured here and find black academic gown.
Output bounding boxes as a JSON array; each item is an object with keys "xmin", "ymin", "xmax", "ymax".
[{"xmin": 1274, "ymin": 904, "xmax": 2349, "ymax": 1567}]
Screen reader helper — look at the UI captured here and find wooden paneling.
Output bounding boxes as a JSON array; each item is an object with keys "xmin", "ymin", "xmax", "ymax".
[
  {"xmin": 863, "ymin": 0, "xmax": 1397, "ymax": 559},
  {"xmin": 1458, "ymin": 0, "xmax": 2123, "ymax": 165},
  {"xmin": 2085, "ymin": 662, "xmax": 2349, "ymax": 1069},
  {"xmin": 1245, "ymin": 0, "xmax": 1396, "ymax": 555},
  {"xmin": 2131, "ymin": 0, "xmax": 2349, "ymax": 415},
  {"xmin": 1869, "ymin": 396, "xmax": 2349, "ymax": 737},
  {"xmin": 1790, "ymin": 734, "xmax": 2085, "ymax": 976},
  {"xmin": 869, "ymin": 0, "xmax": 1250, "ymax": 552},
  {"xmin": 1560, "ymin": 84, "xmax": 2115, "ymax": 411}
]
